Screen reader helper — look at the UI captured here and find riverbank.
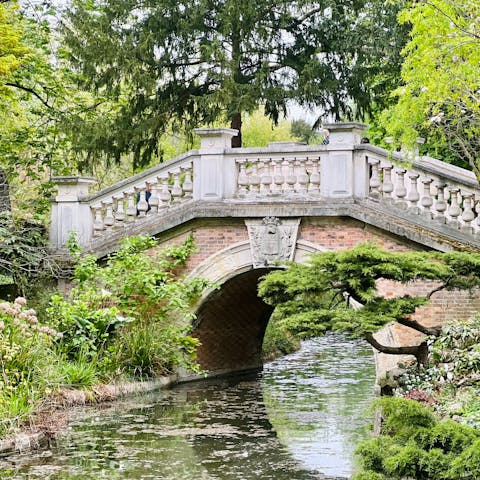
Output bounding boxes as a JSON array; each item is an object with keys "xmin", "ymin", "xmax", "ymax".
[{"xmin": 0, "ymin": 375, "xmax": 177, "ymax": 457}]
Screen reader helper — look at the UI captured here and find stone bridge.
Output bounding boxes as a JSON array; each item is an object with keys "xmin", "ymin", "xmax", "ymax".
[{"xmin": 50, "ymin": 123, "xmax": 480, "ymax": 376}]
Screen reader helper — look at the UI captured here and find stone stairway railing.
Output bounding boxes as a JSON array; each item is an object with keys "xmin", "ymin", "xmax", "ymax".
[{"xmin": 49, "ymin": 122, "xmax": 480, "ymax": 251}]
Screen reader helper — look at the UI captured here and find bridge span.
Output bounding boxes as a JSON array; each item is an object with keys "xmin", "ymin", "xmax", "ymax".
[{"xmin": 49, "ymin": 123, "xmax": 480, "ymax": 376}]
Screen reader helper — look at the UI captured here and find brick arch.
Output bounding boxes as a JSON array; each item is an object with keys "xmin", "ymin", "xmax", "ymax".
[{"xmin": 189, "ymin": 239, "xmax": 326, "ymax": 374}]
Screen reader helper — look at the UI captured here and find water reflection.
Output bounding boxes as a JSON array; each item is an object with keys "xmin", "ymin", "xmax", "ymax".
[{"xmin": 0, "ymin": 335, "xmax": 375, "ymax": 480}]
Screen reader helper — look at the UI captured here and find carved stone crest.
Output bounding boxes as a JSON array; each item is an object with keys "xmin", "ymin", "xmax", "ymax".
[{"xmin": 245, "ymin": 217, "xmax": 300, "ymax": 267}]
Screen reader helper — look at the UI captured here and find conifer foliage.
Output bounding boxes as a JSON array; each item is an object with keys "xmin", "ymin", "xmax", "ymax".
[
  {"xmin": 258, "ymin": 244, "xmax": 480, "ymax": 365},
  {"xmin": 60, "ymin": 0, "xmax": 407, "ymax": 167}
]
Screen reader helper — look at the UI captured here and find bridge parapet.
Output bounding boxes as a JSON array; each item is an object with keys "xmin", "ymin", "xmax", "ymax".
[
  {"xmin": 365, "ymin": 148, "xmax": 479, "ymax": 235},
  {"xmin": 49, "ymin": 122, "xmax": 480, "ymax": 251}
]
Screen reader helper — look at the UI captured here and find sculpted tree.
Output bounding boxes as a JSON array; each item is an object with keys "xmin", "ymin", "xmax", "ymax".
[
  {"xmin": 258, "ymin": 244, "xmax": 480, "ymax": 365},
  {"xmin": 381, "ymin": 0, "xmax": 480, "ymax": 175},
  {"xmin": 60, "ymin": 0, "xmax": 408, "ymax": 168}
]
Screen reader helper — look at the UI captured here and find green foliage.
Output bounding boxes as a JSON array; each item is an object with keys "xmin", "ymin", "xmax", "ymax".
[
  {"xmin": 290, "ymin": 119, "xmax": 321, "ymax": 145},
  {"xmin": 0, "ymin": 210, "xmax": 56, "ymax": 296},
  {"xmin": 48, "ymin": 234, "xmax": 210, "ymax": 377},
  {"xmin": 0, "ymin": 2, "xmax": 28, "ymax": 80},
  {"xmin": 60, "ymin": 0, "xmax": 408, "ymax": 167},
  {"xmin": 241, "ymin": 110, "xmax": 294, "ymax": 147},
  {"xmin": 353, "ymin": 397, "xmax": 480, "ymax": 479},
  {"xmin": 381, "ymin": 0, "xmax": 480, "ymax": 175},
  {"xmin": 58, "ymin": 357, "xmax": 99, "ymax": 388},
  {"xmin": 106, "ymin": 323, "xmax": 201, "ymax": 378},
  {"xmin": 261, "ymin": 312, "xmax": 300, "ymax": 361},
  {"xmin": 0, "ymin": 296, "xmax": 61, "ymax": 435},
  {"xmin": 398, "ymin": 315, "xmax": 480, "ymax": 428},
  {"xmin": 258, "ymin": 243, "xmax": 480, "ymax": 359}
]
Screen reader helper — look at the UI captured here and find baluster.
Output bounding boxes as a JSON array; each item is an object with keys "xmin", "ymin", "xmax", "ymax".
[
  {"xmin": 92, "ymin": 206, "xmax": 105, "ymax": 235},
  {"xmin": 272, "ymin": 158, "xmax": 284, "ymax": 195},
  {"xmin": 148, "ymin": 180, "xmax": 160, "ymax": 213},
  {"xmin": 237, "ymin": 160, "xmax": 248, "ymax": 197},
  {"xmin": 102, "ymin": 201, "xmax": 115, "ymax": 229},
  {"xmin": 393, "ymin": 168, "xmax": 407, "ymax": 207},
  {"xmin": 249, "ymin": 160, "xmax": 261, "ymax": 196},
  {"xmin": 136, "ymin": 187, "xmax": 149, "ymax": 217},
  {"xmin": 475, "ymin": 197, "xmax": 480, "ymax": 232},
  {"xmin": 284, "ymin": 158, "xmax": 296, "ymax": 193},
  {"xmin": 308, "ymin": 157, "xmax": 320, "ymax": 195},
  {"xmin": 182, "ymin": 164, "xmax": 193, "ymax": 198},
  {"xmin": 125, "ymin": 190, "xmax": 137, "ymax": 221},
  {"xmin": 171, "ymin": 170, "xmax": 183, "ymax": 201},
  {"xmin": 407, "ymin": 173, "xmax": 420, "ymax": 213},
  {"xmin": 420, "ymin": 179, "xmax": 434, "ymax": 218},
  {"xmin": 158, "ymin": 174, "xmax": 172, "ymax": 208},
  {"xmin": 368, "ymin": 159, "xmax": 381, "ymax": 198},
  {"xmin": 433, "ymin": 183, "xmax": 447, "ymax": 222},
  {"xmin": 461, "ymin": 193, "xmax": 475, "ymax": 233},
  {"xmin": 381, "ymin": 166, "xmax": 394, "ymax": 199},
  {"xmin": 296, "ymin": 158, "xmax": 309, "ymax": 194},
  {"xmin": 447, "ymin": 188, "xmax": 461, "ymax": 226},
  {"xmin": 259, "ymin": 159, "xmax": 272, "ymax": 195},
  {"xmin": 113, "ymin": 194, "xmax": 126, "ymax": 225}
]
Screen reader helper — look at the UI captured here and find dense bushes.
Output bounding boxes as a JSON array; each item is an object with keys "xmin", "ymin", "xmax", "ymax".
[
  {"xmin": 0, "ymin": 297, "xmax": 61, "ymax": 435},
  {"xmin": 0, "ymin": 235, "xmax": 211, "ymax": 436},
  {"xmin": 354, "ymin": 316, "xmax": 480, "ymax": 479},
  {"xmin": 353, "ymin": 397, "xmax": 480, "ymax": 480},
  {"xmin": 48, "ymin": 235, "xmax": 210, "ymax": 377}
]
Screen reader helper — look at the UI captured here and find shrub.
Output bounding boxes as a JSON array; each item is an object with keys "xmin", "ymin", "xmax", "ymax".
[
  {"xmin": 353, "ymin": 397, "xmax": 480, "ymax": 480},
  {"xmin": 0, "ymin": 297, "xmax": 61, "ymax": 435},
  {"xmin": 47, "ymin": 235, "xmax": 211, "ymax": 378}
]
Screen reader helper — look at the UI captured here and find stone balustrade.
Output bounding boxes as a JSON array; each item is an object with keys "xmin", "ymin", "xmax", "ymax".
[
  {"xmin": 366, "ymin": 150, "xmax": 480, "ymax": 234},
  {"xmin": 50, "ymin": 153, "xmax": 197, "ymax": 249},
  {"xmin": 49, "ymin": 122, "xmax": 480, "ymax": 251}
]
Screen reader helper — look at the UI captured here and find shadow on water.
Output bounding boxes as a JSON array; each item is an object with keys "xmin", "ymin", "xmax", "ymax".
[{"xmin": 0, "ymin": 334, "xmax": 375, "ymax": 480}]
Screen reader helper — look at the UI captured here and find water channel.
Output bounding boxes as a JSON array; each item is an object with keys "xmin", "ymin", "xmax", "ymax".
[{"xmin": 1, "ymin": 335, "xmax": 375, "ymax": 479}]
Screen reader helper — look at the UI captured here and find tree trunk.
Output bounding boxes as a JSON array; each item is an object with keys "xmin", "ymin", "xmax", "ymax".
[{"xmin": 230, "ymin": 112, "xmax": 242, "ymax": 148}]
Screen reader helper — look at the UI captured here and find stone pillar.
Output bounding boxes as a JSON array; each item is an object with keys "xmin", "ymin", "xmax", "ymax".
[
  {"xmin": 321, "ymin": 122, "xmax": 368, "ymax": 198},
  {"xmin": 193, "ymin": 128, "xmax": 238, "ymax": 201},
  {"xmin": 49, "ymin": 176, "xmax": 96, "ymax": 249}
]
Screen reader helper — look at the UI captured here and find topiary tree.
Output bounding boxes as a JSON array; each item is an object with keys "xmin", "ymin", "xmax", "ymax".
[{"xmin": 258, "ymin": 243, "xmax": 480, "ymax": 366}]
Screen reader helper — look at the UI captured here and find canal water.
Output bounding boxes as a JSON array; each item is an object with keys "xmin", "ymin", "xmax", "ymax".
[{"xmin": 1, "ymin": 335, "xmax": 375, "ymax": 479}]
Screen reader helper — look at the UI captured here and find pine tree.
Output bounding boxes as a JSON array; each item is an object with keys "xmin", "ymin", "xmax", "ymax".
[{"xmin": 258, "ymin": 244, "xmax": 480, "ymax": 365}]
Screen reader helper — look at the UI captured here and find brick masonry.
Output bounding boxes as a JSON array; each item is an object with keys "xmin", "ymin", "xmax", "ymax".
[{"xmin": 152, "ymin": 217, "xmax": 480, "ymax": 373}]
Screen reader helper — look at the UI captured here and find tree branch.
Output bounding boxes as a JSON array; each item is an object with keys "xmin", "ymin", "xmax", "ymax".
[
  {"xmin": 397, "ymin": 317, "xmax": 442, "ymax": 336},
  {"xmin": 297, "ymin": 7, "xmax": 324, "ymax": 24},
  {"xmin": 365, "ymin": 333, "xmax": 422, "ymax": 356},
  {"xmin": 4, "ymin": 82, "xmax": 54, "ymax": 109},
  {"xmin": 424, "ymin": 1, "xmax": 480, "ymax": 40}
]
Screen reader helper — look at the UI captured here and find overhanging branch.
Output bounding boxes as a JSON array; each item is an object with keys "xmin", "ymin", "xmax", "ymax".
[{"xmin": 365, "ymin": 333, "xmax": 422, "ymax": 356}]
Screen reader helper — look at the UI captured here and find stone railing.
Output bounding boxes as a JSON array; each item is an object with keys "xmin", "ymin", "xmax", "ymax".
[
  {"xmin": 49, "ymin": 152, "xmax": 197, "ymax": 249},
  {"xmin": 49, "ymin": 122, "xmax": 480, "ymax": 250},
  {"xmin": 365, "ymin": 148, "xmax": 480, "ymax": 234}
]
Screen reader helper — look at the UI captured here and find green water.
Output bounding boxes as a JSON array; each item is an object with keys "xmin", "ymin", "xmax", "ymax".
[{"xmin": 0, "ymin": 335, "xmax": 375, "ymax": 479}]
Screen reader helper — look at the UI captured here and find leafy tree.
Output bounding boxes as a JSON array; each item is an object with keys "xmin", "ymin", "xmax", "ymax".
[
  {"xmin": 258, "ymin": 244, "xmax": 480, "ymax": 365},
  {"xmin": 242, "ymin": 110, "xmax": 294, "ymax": 147},
  {"xmin": 381, "ymin": 0, "xmax": 480, "ymax": 175},
  {"xmin": 0, "ymin": 1, "xmax": 28, "ymax": 83},
  {"xmin": 59, "ymin": 0, "xmax": 408, "ymax": 168},
  {"xmin": 290, "ymin": 119, "xmax": 321, "ymax": 144}
]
